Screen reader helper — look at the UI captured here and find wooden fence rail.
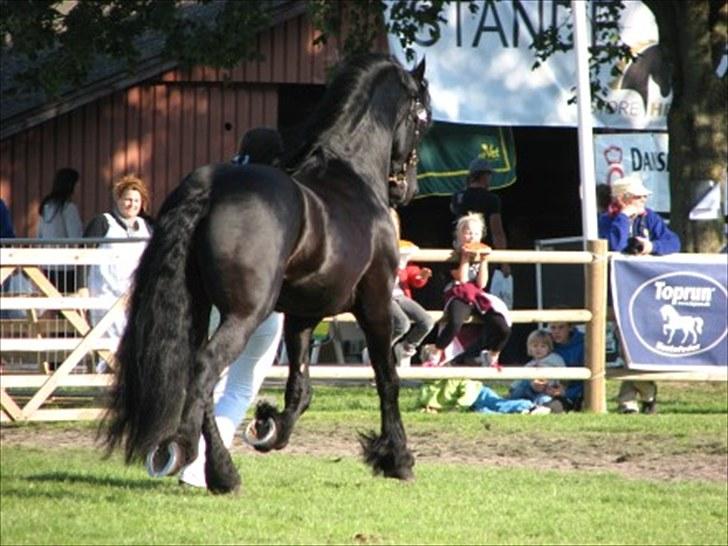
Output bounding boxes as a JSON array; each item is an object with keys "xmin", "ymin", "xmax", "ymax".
[{"xmin": 1, "ymin": 242, "xmax": 724, "ymax": 423}]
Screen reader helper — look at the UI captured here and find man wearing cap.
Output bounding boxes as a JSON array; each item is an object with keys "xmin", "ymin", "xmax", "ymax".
[
  {"xmin": 598, "ymin": 173, "xmax": 680, "ymax": 414},
  {"xmin": 451, "ymin": 157, "xmax": 510, "ymax": 277},
  {"xmin": 598, "ymin": 174, "xmax": 680, "ymax": 256}
]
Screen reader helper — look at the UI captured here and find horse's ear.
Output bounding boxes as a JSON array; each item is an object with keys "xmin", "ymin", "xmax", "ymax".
[{"xmin": 411, "ymin": 56, "xmax": 426, "ymax": 82}]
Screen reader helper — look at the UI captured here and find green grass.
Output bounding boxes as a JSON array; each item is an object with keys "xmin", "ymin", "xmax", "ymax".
[
  {"xmin": 2, "ymin": 447, "xmax": 726, "ymax": 545},
  {"xmin": 1, "ymin": 382, "xmax": 727, "ymax": 545}
]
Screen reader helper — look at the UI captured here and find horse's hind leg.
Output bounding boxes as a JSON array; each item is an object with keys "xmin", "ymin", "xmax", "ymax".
[
  {"xmin": 248, "ymin": 315, "xmax": 316, "ymax": 452},
  {"xmin": 172, "ymin": 315, "xmax": 258, "ymax": 489},
  {"xmin": 200, "ymin": 402, "xmax": 240, "ymax": 494}
]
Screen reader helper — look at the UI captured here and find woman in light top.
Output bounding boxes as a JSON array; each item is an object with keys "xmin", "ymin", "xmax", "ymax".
[
  {"xmin": 84, "ymin": 175, "xmax": 153, "ymax": 371},
  {"xmin": 37, "ymin": 168, "xmax": 83, "ymax": 239},
  {"xmin": 37, "ymin": 168, "xmax": 84, "ymax": 292}
]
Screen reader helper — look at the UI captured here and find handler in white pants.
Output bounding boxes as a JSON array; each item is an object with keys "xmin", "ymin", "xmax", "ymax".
[{"xmin": 179, "ymin": 311, "xmax": 283, "ymax": 487}]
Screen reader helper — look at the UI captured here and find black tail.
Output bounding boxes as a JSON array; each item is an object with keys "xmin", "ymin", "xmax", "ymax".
[{"xmin": 101, "ymin": 167, "xmax": 214, "ymax": 463}]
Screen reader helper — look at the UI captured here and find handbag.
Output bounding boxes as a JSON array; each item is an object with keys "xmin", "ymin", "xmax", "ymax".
[{"xmin": 489, "ymin": 269, "xmax": 514, "ymax": 309}]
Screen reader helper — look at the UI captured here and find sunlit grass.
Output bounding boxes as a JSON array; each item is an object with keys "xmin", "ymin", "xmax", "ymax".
[{"xmin": 1, "ymin": 381, "xmax": 726, "ymax": 545}]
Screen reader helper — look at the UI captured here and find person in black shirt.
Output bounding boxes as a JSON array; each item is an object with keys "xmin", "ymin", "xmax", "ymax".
[{"xmin": 450, "ymin": 157, "xmax": 510, "ymax": 277}]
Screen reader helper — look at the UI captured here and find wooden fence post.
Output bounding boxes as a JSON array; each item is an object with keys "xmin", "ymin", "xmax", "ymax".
[{"xmin": 584, "ymin": 239, "xmax": 608, "ymax": 413}]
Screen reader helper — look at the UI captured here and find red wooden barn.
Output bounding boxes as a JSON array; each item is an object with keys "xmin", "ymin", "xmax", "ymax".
[{"xmin": 0, "ymin": 3, "xmax": 387, "ymax": 237}]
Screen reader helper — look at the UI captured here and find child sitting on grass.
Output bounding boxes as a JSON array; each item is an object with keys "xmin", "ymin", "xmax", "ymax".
[{"xmin": 509, "ymin": 329, "xmax": 566, "ymax": 412}]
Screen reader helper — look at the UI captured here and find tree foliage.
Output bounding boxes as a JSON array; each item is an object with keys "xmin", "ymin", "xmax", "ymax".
[
  {"xmin": 0, "ymin": 0, "xmax": 270, "ymax": 98},
  {"xmin": 2, "ymin": 0, "xmax": 725, "ymax": 250}
]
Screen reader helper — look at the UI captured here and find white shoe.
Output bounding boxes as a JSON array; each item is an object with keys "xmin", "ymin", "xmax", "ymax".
[
  {"xmin": 529, "ymin": 405, "xmax": 551, "ymax": 415},
  {"xmin": 394, "ymin": 342, "xmax": 416, "ymax": 367},
  {"xmin": 178, "ymin": 463, "xmax": 206, "ymax": 488},
  {"xmin": 178, "ymin": 416, "xmax": 237, "ymax": 489},
  {"xmin": 479, "ymin": 351, "xmax": 492, "ymax": 367}
]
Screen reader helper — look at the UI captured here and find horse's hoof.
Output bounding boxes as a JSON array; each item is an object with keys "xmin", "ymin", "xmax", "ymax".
[
  {"xmin": 385, "ymin": 466, "xmax": 415, "ymax": 481},
  {"xmin": 242, "ymin": 417, "xmax": 277, "ymax": 449},
  {"xmin": 145, "ymin": 442, "xmax": 184, "ymax": 478}
]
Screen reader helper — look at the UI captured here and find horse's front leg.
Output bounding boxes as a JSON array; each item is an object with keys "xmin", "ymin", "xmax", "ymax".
[
  {"xmin": 248, "ymin": 315, "xmax": 317, "ymax": 452},
  {"xmin": 354, "ymin": 285, "xmax": 414, "ymax": 481}
]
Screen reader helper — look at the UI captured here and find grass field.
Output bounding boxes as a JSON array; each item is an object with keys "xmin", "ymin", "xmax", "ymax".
[{"xmin": 1, "ymin": 381, "xmax": 726, "ymax": 545}]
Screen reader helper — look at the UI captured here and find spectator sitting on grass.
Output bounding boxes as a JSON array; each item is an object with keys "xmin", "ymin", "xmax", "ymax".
[{"xmin": 509, "ymin": 329, "xmax": 566, "ymax": 412}]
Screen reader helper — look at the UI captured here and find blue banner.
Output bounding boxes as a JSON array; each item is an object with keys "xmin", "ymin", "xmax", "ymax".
[{"xmin": 611, "ymin": 254, "xmax": 728, "ymax": 370}]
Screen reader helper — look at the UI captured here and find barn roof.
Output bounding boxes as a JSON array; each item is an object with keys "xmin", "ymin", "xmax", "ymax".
[{"xmin": 0, "ymin": 0, "xmax": 305, "ymax": 140}]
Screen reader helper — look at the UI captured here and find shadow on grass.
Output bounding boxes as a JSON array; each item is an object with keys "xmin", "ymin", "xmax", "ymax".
[{"xmin": 24, "ymin": 471, "xmax": 167, "ymax": 491}]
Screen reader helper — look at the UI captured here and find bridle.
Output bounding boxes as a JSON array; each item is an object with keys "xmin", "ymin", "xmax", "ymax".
[{"xmin": 388, "ymin": 97, "xmax": 430, "ymax": 194}]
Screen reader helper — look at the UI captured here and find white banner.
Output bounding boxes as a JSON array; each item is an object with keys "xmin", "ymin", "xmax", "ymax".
[
  {"xmin": 593, "ymin": 132, "xmax": 670, "ymax": 212},
  {"xmin": 387, "ymin": 0, "xmax": 671, "ymax": 129}
]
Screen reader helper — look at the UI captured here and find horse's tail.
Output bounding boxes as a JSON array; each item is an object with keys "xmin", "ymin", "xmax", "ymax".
[{"xmin": 101, "ymin": 167, "xmax": 214, "ymax": 463}]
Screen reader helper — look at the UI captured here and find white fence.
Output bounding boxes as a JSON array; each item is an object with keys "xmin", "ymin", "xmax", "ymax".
[{"xmin": 1, "ymin": 239, "xmax": 723, "ymax": 422}]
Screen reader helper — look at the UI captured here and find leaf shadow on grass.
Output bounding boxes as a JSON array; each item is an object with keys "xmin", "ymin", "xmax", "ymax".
[{"xmin": 24, "ymin": 471, "xmax": 166, "ymax": 491}]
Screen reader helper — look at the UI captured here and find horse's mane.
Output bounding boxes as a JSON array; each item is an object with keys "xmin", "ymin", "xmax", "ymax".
[{"xmin": 283, "ymin": 54, "xmax": 413, "ymax": 172}]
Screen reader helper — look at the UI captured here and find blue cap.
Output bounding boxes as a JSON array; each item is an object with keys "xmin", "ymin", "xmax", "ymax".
[{"xmin": 469, "ymin": 158, "xmax": 494, "ymax": 175}]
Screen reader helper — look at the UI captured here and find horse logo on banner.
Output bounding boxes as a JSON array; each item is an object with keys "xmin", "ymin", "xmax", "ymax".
[{"xmin": 659, "ymin": 304, "xmax": 704, "ymax": 345}]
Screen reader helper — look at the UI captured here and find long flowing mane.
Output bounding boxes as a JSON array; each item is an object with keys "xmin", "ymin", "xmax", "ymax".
[{"xmin": 284, "ymin": 54, "xmax": 416, "ymax": 173}]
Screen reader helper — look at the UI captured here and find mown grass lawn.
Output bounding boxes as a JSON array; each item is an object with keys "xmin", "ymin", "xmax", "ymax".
[{"xmin": 1, "ymin": 381, "xmax": 726, "ymax": 545}]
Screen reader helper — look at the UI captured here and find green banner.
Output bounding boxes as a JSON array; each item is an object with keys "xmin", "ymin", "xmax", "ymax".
[{"xmin": 415, "ymin": 122, "xmax": 516, "ymax": 197}]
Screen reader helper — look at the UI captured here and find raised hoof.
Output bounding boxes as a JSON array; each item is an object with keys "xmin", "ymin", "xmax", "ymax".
[
  {"xmin": 145, "ymin": 442, "xmax": 184, "ymax": 478},
  {"xmin": 242, "ymin": 417, "xmax": 277, "ymax": 451}
]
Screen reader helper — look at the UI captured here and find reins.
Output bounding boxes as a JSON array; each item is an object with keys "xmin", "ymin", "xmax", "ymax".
[{"xmin": 388, "ymin": 96, "xmax": 430, "ymax": 195}]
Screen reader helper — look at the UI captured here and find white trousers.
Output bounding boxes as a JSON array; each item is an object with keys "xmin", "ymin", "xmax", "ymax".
[{"xmin": 179, "ymin": 311, "xmax": 283, "ymax": 486}]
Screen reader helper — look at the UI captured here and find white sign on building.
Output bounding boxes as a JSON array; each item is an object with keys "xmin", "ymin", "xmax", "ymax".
[
  {"xmin": 594, "ymin": 132, "xmax": 670, "ymax": 212},
  {"xmin": 388, "ymin": 0, "xmax": 671, "ymax": 129}
]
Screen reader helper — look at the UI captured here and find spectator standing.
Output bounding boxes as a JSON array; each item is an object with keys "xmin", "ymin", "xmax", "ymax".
[
  {"xmin": 84, "ymin": 175, "xmax": 153, "ymax": 372},
  {"xmin": 37, "ymin": 168, "xmax": 83, "ymax": 239},
  {"xmin": 37, "ymin": 168, "xmax": 84, "ymax": 292},
  {"xmin": 0, "ymin": 198, "xmax": 15, "ymax": 238},
  {"xmin": 420, "ymin": 212, "xmax": 511, "ymax": 367},
  {"xmin": 598, "ymin": 174, "xmax": 681, "ymax": 414},
  {"xmin": 179, "ymin": 127, "xmax": 286, "ymax": 488},
  {"xmin": 0, "ymin": 198, "xmax": 24, "ymax": 320},
  {"xmin": 390, "ymin": 208, "xmax": 435, "ymax": 366},
  {"xmin": 598, "ymin": 174, "xmax": 680, "ymax": 256},
  {"xmin": 450, "ymin": 157, "xmax": 511, "ymax": 278},
  {"xmin": 596, "ymin": 183, "xmax": 612, "ymax": 214}
]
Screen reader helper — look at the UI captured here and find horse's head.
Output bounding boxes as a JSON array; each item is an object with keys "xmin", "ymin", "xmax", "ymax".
[{"xmin": 388, "ymin": 57, "xmax": 432, "ymax": 206}]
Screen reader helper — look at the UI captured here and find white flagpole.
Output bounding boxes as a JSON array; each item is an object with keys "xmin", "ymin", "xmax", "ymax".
[{"xmin": 573, "ymin": 0, "xmax": 598, "ymax": 241}]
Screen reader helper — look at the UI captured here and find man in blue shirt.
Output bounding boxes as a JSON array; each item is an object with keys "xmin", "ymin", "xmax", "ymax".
[{"xmin": 598, "ymin": 174, "xmax": 681, "ymax": 413}]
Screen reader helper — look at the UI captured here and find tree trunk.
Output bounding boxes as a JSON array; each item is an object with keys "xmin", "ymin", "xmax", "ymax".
[{"xmin": 645, "ymin": 0, "xmax": 727, "ymax": 253}]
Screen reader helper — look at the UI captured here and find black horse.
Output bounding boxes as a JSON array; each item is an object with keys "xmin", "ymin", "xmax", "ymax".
[{"xmin": 102, "ymin": 54, "xmax": 432, "ymax": 494}]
